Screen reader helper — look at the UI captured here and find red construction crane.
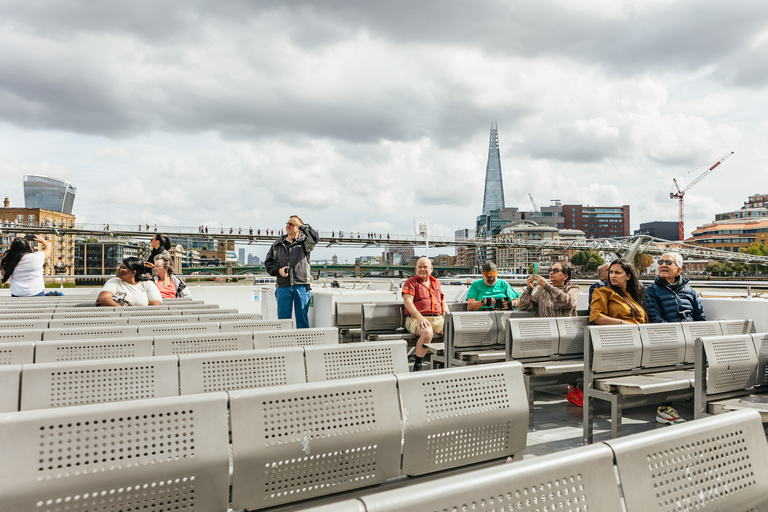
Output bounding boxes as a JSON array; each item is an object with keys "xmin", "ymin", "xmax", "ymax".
[{"xmin": 671, "ymin": 151, "xmax": 734, "ymax": 241}]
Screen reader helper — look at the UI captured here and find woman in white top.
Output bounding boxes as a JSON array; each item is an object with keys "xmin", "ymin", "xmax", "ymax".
[
  {"xmin": 0, "ymin": 235, "xmax": 51, "ymax": 297},
  {"xmin": 96, "ymin": 257, "xmax": 162, "ymax": 307}
]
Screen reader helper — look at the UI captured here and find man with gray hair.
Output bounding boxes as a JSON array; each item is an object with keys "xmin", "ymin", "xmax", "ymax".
[
  {"xmin": 643, "ymin": 251, "xmax": 705, "ymax": 425},
  {"xmin": 402, "ymin": 257, "xmax": 448, "ymax": 371}
]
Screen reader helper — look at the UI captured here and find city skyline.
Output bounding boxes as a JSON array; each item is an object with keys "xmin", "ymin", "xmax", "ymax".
[{"xmin": 1, "ymin": 1, "xmax": 767, "ymax": 264}]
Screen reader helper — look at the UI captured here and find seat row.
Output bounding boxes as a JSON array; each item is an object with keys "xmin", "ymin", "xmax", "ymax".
[
  {"xmin": 0, "ymin": 326, "xmax": 337, "ymax": 364},
  {"xmin": 694, "ymin": 332, "xmax": 768, "ymax": 421},
  {"xmin": 0, "ymin": 339, "xmax": 409, "ymax": 413},
  {"xmin": 0, "ymin": 361, "xmax": 529, "ymax": 511},
  {"xmin": 0, "ymin": 312, "xmax": 261, "ymax": 331},
  {"xmin": 0, "ymin": 318, "xmax": 295, "ymax": 343},
  {"xmin": 583, "ymin": 319, "xmax": 754, "ymax": 442},
  {"xmin": 299, "ymin": 408, "xmax": 768, "ymax": 512}
]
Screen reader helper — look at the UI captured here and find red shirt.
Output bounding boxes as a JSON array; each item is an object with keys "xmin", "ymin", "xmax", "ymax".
[{"xmin": 402, "ymin": 275, "xmax": 444, "ymax": 316}]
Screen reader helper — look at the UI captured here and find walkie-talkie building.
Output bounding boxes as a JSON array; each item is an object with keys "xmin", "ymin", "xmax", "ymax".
[{"xmin": 23, "ymin": 175, "xmax": 77, "ymax": 214}]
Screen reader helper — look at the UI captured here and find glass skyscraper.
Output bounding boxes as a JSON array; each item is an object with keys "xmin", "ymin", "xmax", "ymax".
[
  {"xmin": 481, "ymin": 122, "xmax": 505, "ymax": 216},
  {"xmin": 23, "ymin": 175, "xmax": 77, "ymax": 214}
]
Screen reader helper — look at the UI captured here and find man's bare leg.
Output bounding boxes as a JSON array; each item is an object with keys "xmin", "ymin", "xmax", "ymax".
[{"xmin": 412, "ymin": 325, "xmax": 433, "ymax": 371}]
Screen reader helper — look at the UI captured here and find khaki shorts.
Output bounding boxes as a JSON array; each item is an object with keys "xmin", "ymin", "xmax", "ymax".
[{"xmin": 405, "ymin": 315, "xmax": 444, "ymax": 335}]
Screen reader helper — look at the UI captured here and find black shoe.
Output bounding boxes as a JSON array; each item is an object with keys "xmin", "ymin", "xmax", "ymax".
[{"xmin": 412, "ymin": 356, "xmax": 423, "ymax": 372}]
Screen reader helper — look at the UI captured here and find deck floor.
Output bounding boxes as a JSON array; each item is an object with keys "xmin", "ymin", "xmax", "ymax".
[{"xmin": 525, "ymin": 384, "xmax": 695, "ymax": 458}]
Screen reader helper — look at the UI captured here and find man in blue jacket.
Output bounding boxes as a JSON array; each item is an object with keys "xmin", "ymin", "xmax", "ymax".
[
  {"xmin": 265, "ymin": 215, "xmax": 319, "ymax": 328},
  {"xmin": 643, "ymin": 252, "xmax": 706, "ymax": 323},
  {"xmin": 643, "ymin": 251, "xmax": 705, "ymax": 425}
]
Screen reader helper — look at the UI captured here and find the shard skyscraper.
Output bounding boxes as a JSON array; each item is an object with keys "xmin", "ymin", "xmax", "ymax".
[{"xmin": 481, "ymin": 122, "xmax": 505, "ymax": 215}]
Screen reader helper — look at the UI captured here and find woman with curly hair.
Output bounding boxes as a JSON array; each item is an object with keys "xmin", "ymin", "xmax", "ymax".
[{"xmin": 96, "ymin": 257, "xmax": 162, "ymax": 307}]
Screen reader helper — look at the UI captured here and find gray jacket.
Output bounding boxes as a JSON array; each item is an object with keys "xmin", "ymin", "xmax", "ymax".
[{"xmin": 264, "ymin": 224, "xmax": 319, "ymax": 287}]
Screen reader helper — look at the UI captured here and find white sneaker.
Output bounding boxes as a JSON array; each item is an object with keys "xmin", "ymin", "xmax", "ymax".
[{"xmin": 656, "ymin": 406, "xmax": 686, "ymax": 424}]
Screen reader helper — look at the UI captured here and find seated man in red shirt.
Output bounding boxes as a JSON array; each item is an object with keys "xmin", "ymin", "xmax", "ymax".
[{"xmin": 402, "ymin": 257, "xmax": 448, "ymax": 371}]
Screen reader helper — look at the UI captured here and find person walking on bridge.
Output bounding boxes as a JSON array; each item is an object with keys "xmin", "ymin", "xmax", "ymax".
[{"xmin": 265, "ymin": 215, "xmax": 319, "ymax": 329}]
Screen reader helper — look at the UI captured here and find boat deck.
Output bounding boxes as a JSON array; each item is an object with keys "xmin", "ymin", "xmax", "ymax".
[{"xmin": 525, "ymin": 384, "xmax": 693, "ymax": 457}]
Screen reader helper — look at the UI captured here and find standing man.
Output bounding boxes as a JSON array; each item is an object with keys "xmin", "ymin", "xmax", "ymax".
[
  {"xmin": 265, "ymin": 215, "xmax": 319, "ymax": 329},
  {"xmin": 466, "ymin": 262, "xmax": 520, "ymax": 310},
  {"xmin": 402, "ymin": 257, "xmax": 448, "ymax": 371},
  {"xmin": 643, "ymin": 251, "xmax": 705, "ymax": 425}
]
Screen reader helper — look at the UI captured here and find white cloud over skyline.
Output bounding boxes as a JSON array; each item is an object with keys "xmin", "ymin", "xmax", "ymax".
[{"xmin": 1, "ymin": 0, "xmax": 766, "ymax": 260}]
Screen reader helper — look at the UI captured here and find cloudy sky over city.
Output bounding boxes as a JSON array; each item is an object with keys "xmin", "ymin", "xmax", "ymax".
[{"xmin": 1, "ymin": 0, "xmax": 767, "ymax": 259}]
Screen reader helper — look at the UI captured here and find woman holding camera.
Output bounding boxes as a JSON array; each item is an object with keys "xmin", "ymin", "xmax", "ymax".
[{"xmin": 0, "ymin": 235, "xmax": 51, "ymax": 297}]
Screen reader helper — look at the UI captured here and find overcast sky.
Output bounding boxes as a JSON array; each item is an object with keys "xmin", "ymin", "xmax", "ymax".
[{"xmin": 1, "ymin": 0, "xmax": 766, "ymax": 261}]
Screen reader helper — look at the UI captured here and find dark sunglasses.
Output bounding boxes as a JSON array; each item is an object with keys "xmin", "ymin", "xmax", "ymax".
[
  {"xmin": 549, "ymin": 268, "xmax": 562, "ymax": 274},
  {"xmin": 658, "ymin": 259, "xmax": 676, "ymax": 266}
]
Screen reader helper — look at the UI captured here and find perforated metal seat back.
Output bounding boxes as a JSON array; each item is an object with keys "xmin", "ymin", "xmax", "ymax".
[
  {"xmin": 153, "ymin": 331, "xmax": 254, "ymax": 355},
  {"xmin": 0, "ymin": 365, "xmax": 21, "ymax": 412},
  {"xmin": 0, "ymin": 342, "xmax": 34, "ymax": 365},
  {"xmin": 495, "ymin": 310, "xmax": 531, "ymax": 347},
  {"xmin": 184, "ymin": 308, "xmax": 239, "ymax": 316},
  {"xmin": 56, "ymin": 306, "xmax": 126, "ymax": 313},
  {"xmin": 137, "ymin": 321, "xmax": 219, "ymax": 337},
  {"xmin": 179, "ymin": 347, "xmax": 305, "ymax": 394},
  {"xmin": 296, "ymin": 500, "xmax": 366, "ymax": 512},
  {"xmin": 0, "ymin": 319, "xmax": 49, "ymax": 330},
  {"xmin": 48, "ymin": 317, "xmax": 129, "ymax": 328},
  {"xmin": 509, "ymin": 318, "xmax": 559, "ymax": 358},
  {"xmin": 220, "ymin": 319, "xmax": 293, "ymax": 332},
  {"xmin": 0, "ymin": 313, "xmax": 52, "ymax": 321},
  {"xmin": 127, "ymin": 315, "xmax": 192, "ymax": 325},
  {"xmin": 204, "ymin": 313, "xmax": 261, "ymax": 322},
  {"xmin": 43, "ymin": 325, "xmax": 139, "ymax": 340},
  {"xmin": 557, "ymin": 316, "xmax": 588, "ymax": 355},
  {"xmin": 305, "ymin": 340, "xmax": 409, "ymax": 381},
  {"xmin": 20, "ymin": 355, "xmax": 180, "ymax": 410},
  {"xmin": 720, "ymin": 319, "xmax": 755, "ymax": 335},
  {"xmin": 700, "ymin": 334, "xmax": 758, "ymax": 394},
  {"xmin": 0, "ymin": 306, "xmax": 55, "ymax": 312},
  {"xmin": 253, "ymin": 327, "xmax": 339, "ymax": 349},
  {"xmin": 0, "ymin": 392, "xmax": 231, "ymax": 512},
  {"xmin": 398, "ymin": 361, "xmax": 528, "ymax": 476},
  {"xmin": 0, "ymin": 328, "xmax": 43, "ymax": 342},
  {"xmin": 451, "ymin": 312, "xmax": 498, "ymax": 348},
  {"xmin": 229, "ymin": 375, "xmax": 402, "ymax": 510},
  {"xmin": 51, "ymin": 311, "xmax": 120, "ymax": 319},
  {"xmin": 681, "ymin": 320, "xmax": 722, "ymax": 363},
  {"xmin": 588, "ymin": 325, "xmax": 642, "ymax": 373},
  {"xmin": 119, "ymin": 308, "xmax": 179, "ymax": 317},
  {"xmin": 172, "ymin": 303, "xmax": 218, "ymax": 310},
  {"xmin": 335, "ymin": 301, "xmax": 366, "ymax": 328},
  {"xmin": 360, "ymin": 444, "xmax": 622, "ymax": 512},
  {"xmin": 606, "ymin": 408, "xmax": 768, "ymax": 512},
  {"xmin": 638, "ymin": 323, "xmax": 686, "ymax": 367},
  {"xmin": 751, "ymin": 333, "xmax": 768, "ymax": 386},
  {"xmin": 35, "ymin": 337, "xmax": 154, "ymax": 363},
  {"xmin": 361, "ymin": 303, "xmax": 403, "ymax": 332}
]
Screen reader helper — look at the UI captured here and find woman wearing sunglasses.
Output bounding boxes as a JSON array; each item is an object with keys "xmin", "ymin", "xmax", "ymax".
[{"xmin": 519, "ymin": 260, "xmax": 582, "ymax": 405}]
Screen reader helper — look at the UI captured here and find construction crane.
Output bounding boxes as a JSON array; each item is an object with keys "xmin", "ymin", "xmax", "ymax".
[
  {"xmin": 528, "ymin": 193, "xmax": 540, "ymax": 212},
  {"xmin": 671, "ymin": 151, "xmax": 734, "ymax": 241}
]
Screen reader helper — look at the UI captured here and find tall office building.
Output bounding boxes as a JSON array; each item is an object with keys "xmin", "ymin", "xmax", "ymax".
[
  {"xmin": 23, "ymin": 175, "xmax": 77, "ymax": 214},
  {"xmin": 562, "ymin": 204, "xmax": 630, "ymax": 238},
  {"xmin": 481, "ymin": 122, "xmax": 505, "ymax": 216}
]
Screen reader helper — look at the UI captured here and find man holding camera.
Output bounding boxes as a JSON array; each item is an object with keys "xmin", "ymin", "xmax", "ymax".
[{"xmin": 467, "ymin": 261, "xmax": 520, "ymax": 311}]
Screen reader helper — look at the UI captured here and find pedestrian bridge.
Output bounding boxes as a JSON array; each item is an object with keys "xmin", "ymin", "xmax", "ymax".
[{"xmin": 181, "ymin": 263, "xmax": 471, "ymax": 277}]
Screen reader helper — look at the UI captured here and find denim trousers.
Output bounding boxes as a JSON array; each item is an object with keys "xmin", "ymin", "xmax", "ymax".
[{"xmin": 275, "ymin": 285, "xmax": 311, "ymax": 328}]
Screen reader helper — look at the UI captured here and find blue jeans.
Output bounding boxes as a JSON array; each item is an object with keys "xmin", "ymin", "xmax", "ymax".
[
  {"xmin": 275, "ymin": 285, "xmax": 311, "ymax": 328},
  {"xmin": 12, "ymin": 290, "xmax": 45, "ymax": 297}
]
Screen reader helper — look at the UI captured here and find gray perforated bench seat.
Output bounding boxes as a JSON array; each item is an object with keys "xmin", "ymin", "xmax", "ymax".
[
  {"xmin": 523, "ymin": 360, "xmax": 583, "ymax": 376},
  {"xmin": 708, "ymin": 395, "xmax": 768, "ymax": 420},
  {"xmin": 594, "ymin": 370, "xmax": 694, "ymax": 395},
  {"xmin": 461, "ymin": 350, "xmax": 506, "ymax": 362}
]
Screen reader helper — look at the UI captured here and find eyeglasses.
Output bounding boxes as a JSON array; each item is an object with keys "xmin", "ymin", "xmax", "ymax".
[
  {"xmin": 549, "ymin": 268, "xmax": 562, "ymax": 274},
  {"xmin": 658, "ymin": 259, "xmax": 676, "ymax": 266}
]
